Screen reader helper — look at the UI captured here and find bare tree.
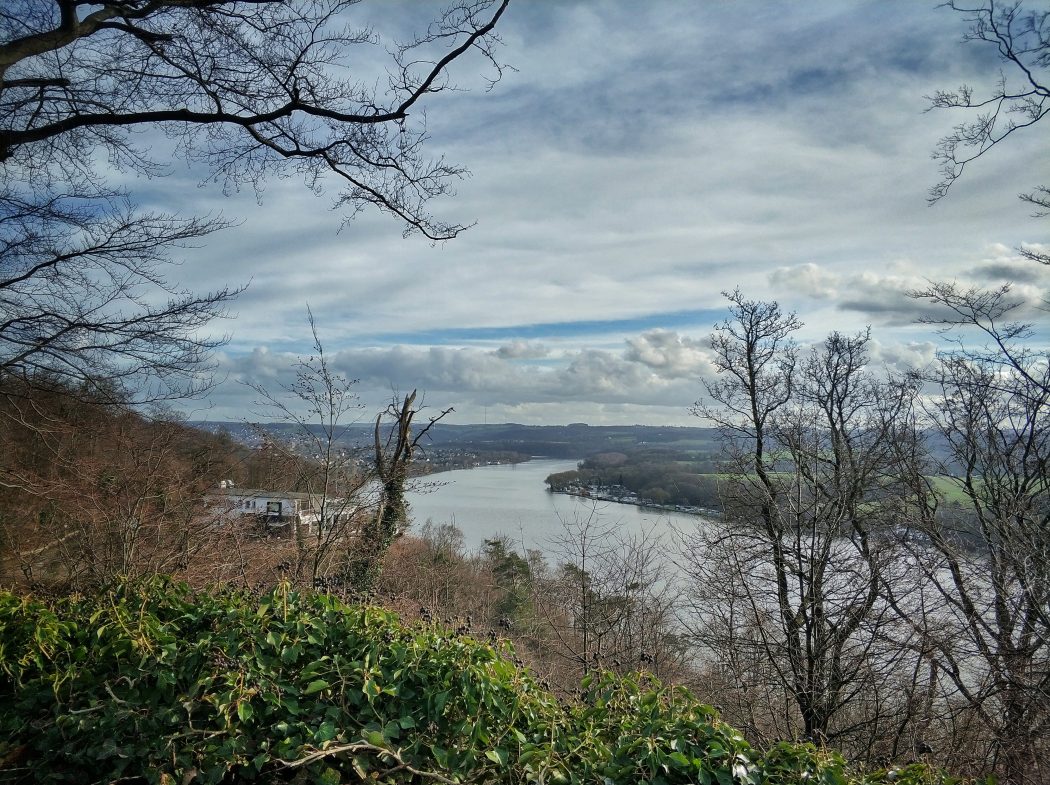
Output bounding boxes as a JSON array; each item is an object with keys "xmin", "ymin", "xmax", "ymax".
[
  {"xmin": 683, "ymin": 291, "xmax": 925, "ymax": 761},
  {"xmin": 886, "ymin": 283, "xmax": 1050, "ymax": 784},
  {"xmin": 536, "ymin": 507, "xmax": 685, "ymax": 690},
  {"xmin": 0, "ymin": 188, "xmax": 240, "ymax": 402},
  {"xmin": 920, "ymin": 7, "xmax": 1050, "ymax": 769},
  {"xmin": 0, "ymin": 384, "xmax": 239, "ymax": 588},
  {"xmin": 409, "ymin": 520, "xmax": 470, "ymax": 613},
  {"xmin": 247, "ymin": 311, "xmax": 373, "ymax": 587},
  {"xmin": 928, "ymin": 1, "xmax": 1048, "ymax": 205},
  {"xmin": 1, "ymin": 1, "xmax": 511, "ymax": 401}
]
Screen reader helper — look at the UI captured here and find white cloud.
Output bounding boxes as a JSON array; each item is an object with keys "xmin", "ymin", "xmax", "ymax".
[
  {"xmin": 168, "ymin": 1, "xmax": 1050, "ymax": 424},
  {"xmin": 624, "ymin": 330, "xmax": 713, "ymax": 379},
  {"xmin": 769, "ymin": 263, "xmax": 839, "ymax": 300},
  {"xmin": 768, "ymin": 254, "xmax": 1048, "ymax": 327},
  {"xmin": 867, "ymin": 339, "xmax": 938, "ymax": 372},
  {"xmin": 207, "ymin": 325, "xmax": 724, "ymax": 424}
]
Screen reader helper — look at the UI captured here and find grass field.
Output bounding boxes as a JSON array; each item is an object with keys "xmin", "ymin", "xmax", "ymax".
[
  {"xmin": 925, "ymin": 475, "xmax": 970, "ymax": 505},
  {"xmin": 687, "ymin": 472, "xmax": 972, "ymax": 505}
]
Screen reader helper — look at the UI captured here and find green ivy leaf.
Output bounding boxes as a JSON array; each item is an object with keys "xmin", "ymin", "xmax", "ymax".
[
  {"xmin": 303, "ymin": 680, "xmax": 329, "ymax": 695},
  {"xmin": 485, "ymin": 748, "xmax": 509, "ymax": 767},
  {"xmin": 315, "ymin": 721, "xmax": 336, "ymax": 743},
  {"xmin": 299, "ymin": 659, "xmax": 327, "ymax": 678},
  {"xmin": 280, "ymin": 644, "xmax": 301, "ymax": 664}
]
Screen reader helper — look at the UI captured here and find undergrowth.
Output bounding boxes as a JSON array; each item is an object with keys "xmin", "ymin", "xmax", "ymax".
[{"xmin": 0, "ymin": 579, "xmax": 977, "ymax": 784}]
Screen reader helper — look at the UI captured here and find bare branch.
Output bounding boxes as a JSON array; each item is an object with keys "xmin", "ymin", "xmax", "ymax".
[
  {"xmin": 0, "ymin": 188, "xmax": 243, "ymax": 403},
  {"xmin": 0, "ymin": 0, "xmax": 511, "ymax": 239},
  {"xmin": 929, "ymin": 1, "xmax": 1049, "ymax": 203}
]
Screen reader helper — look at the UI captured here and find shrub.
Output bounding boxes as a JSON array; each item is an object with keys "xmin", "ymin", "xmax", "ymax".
[{"xmin": 0, "ymin": 580, "xmax": 979, "ymax": 784}]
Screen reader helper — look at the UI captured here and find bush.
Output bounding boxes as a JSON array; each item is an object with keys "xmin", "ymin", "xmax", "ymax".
[
  {"xmin": 0, "ymin": 580, "xmax": 978, "ymax": 784},
  {"xmin": 1, "ymin": 580, "xmax": 560, "ymax": 783}
]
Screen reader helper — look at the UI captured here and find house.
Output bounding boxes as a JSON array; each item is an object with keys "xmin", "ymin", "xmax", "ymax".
[{"xmin": 209, "ymin": 482, "xmax": 328, "ymax": 534}]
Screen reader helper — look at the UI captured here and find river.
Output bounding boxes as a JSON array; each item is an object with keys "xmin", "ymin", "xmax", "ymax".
[{"xmin": 405, "ymin": 458, "xmax": 711, "ymax": 554}]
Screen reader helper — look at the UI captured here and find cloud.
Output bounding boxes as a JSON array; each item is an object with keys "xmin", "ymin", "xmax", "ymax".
[
  {"xmin": 174, "ymin": 0, "xmax": 1041, "ymax": 358},
  {"xmin": 971, "ymin": 262, "xmax": 1044, "ymax": 283},
  {"xmin": 495, "ymin": 341, "xmax": 550, "ymax": 359},
  {"xmin": 768, "ymin": 263, "xmax": 933, "ymax": 323},
  {"xmin": 207, "ymin": 325, "xmax": 722, "ymax": 424},
  {"xmin": 867, "ymin": 339, "xmax": 938, "ymax": 372},
  {"xmin": 766, "ymin": 255, "xmax": 1049, "ymax": 327},
  {"xmin": 624, "ymin": 330, "xmax": 713, "ymax": 378},
  {"xmin": 168, "ymin": 2, "xmax": 1050, "ymax": 425},
  {"xmin": 769, "ymin": 263, "xmax": 839, "ymax": 299}
]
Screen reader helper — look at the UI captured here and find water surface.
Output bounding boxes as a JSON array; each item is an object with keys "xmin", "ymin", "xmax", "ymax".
[{"xmin": 405, "ymin": 458, "xmax": 709, "ymax": 554}]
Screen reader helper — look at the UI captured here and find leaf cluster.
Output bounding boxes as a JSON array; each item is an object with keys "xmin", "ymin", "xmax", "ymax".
[{"xmin": 0, "ymin": 580, "xmax": 976, "ymax": 784}]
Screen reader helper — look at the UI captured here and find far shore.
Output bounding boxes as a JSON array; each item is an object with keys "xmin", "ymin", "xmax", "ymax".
[{"xmin": 547, "ymin": 487, "xmax": 720, "ymax": 519}]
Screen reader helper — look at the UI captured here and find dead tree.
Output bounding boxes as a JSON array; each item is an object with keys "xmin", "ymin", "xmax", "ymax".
[{"xmin": 344, "ymin": 390, "xmax": 451, "ymax": 593}]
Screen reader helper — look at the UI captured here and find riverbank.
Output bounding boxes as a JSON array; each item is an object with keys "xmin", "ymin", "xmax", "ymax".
[
  {"xmin": 412, "ymin": 450, "xmax": 532, "ymax": 476},
  {"xmin": 547, "ymin": 487, "xmax": 720, "ymax": 518}
]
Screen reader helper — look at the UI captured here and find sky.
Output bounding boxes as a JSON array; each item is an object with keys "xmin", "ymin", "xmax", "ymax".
[{"xmin": 164, "ymin": 0, "xmax": 1048, "ymax": 426}]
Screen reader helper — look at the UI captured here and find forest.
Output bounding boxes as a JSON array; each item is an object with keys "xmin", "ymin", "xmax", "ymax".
[{"xmin": 544, "ymin": 449, "xmax": 722, "ymax": 510}]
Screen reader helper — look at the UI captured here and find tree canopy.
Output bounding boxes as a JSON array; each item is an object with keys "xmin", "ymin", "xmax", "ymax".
[
  {"xmin": 0, "ymin": 0, "xmax": 509, "ymax": 238},
  {"xmin": 0, "ymin": 1, "xmax": 510, "ymax": 400}
]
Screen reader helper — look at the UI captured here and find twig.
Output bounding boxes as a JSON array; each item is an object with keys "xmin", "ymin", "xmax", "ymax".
[{"xmin": 277, "ymin": 741, "xmax": 473, "ymax": 784}]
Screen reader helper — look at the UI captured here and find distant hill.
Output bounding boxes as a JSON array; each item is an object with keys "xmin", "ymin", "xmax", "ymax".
[{"xmin": 190, "ymin": 421, "xmax": 722, "ymax": 460}]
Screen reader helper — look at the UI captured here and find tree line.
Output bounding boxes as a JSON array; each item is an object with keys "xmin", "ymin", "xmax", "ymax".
[
  {"xmin": 545, "ymin": 449, "xmax": 722, "ymax": 509},
  {"xmin": 677, "ymin": 286, "xmax": 1049, "ymax": 783}
]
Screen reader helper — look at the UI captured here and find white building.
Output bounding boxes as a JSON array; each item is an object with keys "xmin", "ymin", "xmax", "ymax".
[{"xmin": 209, "ymin": 483, "xmax": 327, "ymax": 534}]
